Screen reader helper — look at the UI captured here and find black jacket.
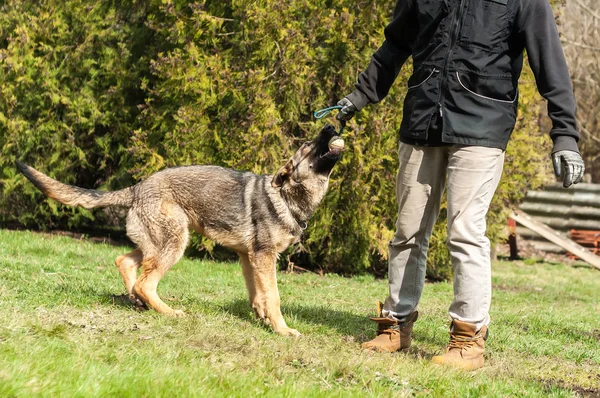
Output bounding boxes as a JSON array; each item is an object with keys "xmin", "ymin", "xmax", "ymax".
[{"xmin": 347, "ymin": 0, "xmax": 580, "ymax": 152}]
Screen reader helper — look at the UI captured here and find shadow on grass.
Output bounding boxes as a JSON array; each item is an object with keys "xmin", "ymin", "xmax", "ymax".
[
  {"xmin": 1, "ymin": 224, "xmax": 132, "ymax": 248},
  {"xmin": 96, "ymin": 293, "xmax": 371, "ymax": 338},
  {"xmin": 103, "ymin": 294, "xmax": 150, "ymax": 312},
  {"xmin": 106, "ymin": 294, "xmax": 133, "ymax": 309},
  {"xmin": 211, "ymin": 298, "xmax": 438, "ymax": 358},
  {"xmin": 536, "ymin": 377, "xmax": 600, "ymax": 397},
  {"xmin": 95, "ymin": 292, "xmax": 437, "ymax": 357},
  {"xmin": 216, "ymin": 298, "xmax": 369, "ymax": 337}
]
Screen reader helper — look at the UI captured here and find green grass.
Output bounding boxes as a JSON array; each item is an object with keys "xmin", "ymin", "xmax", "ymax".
[{"xmin": 0, "ymin": 229, "xmax": 599, "ymax": 397}]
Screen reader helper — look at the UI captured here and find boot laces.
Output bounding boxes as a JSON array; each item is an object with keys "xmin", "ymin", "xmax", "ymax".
[
  {"xmin": 447, "ymin": 331, "xmax": 483, "ymax": 350},
  {"xmin": 447, "ymin": 336, "xmax": 476, "ymax": 350},
  {"xmin": 377, "ymin": 325, "xmax": 400, "ymax": 336}
]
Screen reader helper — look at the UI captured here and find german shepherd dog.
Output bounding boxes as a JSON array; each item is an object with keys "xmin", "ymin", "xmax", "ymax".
[{"xmin": 17, "ymin": 125, "xmax": 344, "ymax": 336}]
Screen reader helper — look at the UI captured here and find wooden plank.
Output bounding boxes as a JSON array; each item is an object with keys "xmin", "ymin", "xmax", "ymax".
[
  {"xmin": 507, "ymin": 217, "xmax": 518, "ymax": 260},
  {"xmin": 511, "ymin": 209, "xmax": 600, "ymax": 270}
]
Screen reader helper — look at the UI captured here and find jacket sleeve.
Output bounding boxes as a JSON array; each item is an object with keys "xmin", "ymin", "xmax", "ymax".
[
  {"xmin": 346, "ymin": 0, "xmax": 417, "ymax": 111},
  {"xmin": 516, "ymin": 0, "xmax": 580, "ymax": 153}
]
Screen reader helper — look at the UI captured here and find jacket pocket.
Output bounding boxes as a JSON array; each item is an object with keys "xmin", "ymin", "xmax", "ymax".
[
  {"xmin": 416, "ymin": 0, "xmax": 449, "ymax": 26},
  {"xmin": 444, "ymin": 70, "xmax": 518, "ymax": 147},
  {"xmin": 460, "ymin": 0, "xmax": 511, "ymax": 51},
  {"xmin": 401, "ymin": 68, "xmax": 441, "ymax": 140},
  {"xmin": 456, "ymin": 71, "xmax": 517, "ymax": 103},
  {"xmin": 407, "ymin": 68, "xmax": 439, "ymax": 90}
]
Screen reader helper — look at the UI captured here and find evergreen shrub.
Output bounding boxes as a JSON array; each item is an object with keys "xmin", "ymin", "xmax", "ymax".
[{"xmin": 0, "ymin": 0, "xmax": 552, "ymax": 279}]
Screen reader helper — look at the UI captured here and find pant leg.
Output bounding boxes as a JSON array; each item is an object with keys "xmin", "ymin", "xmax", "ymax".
[
  {"xmin": 383, "ymin": 143, "xmax": 447, "ymax": 321},
  {"xmin": 446, "ymin": 145, "xmax": 505, "ymax": 330}
]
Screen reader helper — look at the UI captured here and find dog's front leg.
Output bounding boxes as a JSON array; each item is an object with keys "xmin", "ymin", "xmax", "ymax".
[{"xmin": 246, "ymin": 251, "xmax": 300, "ymax": 337}]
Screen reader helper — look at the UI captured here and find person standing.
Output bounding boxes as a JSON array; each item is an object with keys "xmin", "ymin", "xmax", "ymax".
[{"xmin": 337, "ymin": 0, "xmax": 584, "ymax": 370}]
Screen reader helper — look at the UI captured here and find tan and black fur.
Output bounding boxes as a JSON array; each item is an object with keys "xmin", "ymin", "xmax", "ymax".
[{"xmin": 16, "ymin": 125, "xmax": 344, "ymax": 336}]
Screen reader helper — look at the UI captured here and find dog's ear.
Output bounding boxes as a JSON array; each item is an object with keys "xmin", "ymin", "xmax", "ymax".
[{"xmin": 271, "ymin": 160, "xmax": 293, "ymax": 188}]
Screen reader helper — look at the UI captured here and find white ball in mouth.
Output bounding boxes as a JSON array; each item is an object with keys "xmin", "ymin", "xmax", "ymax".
[{"xmin": 328, "ymin": 136, "xmax": 345, "ymax": 151}]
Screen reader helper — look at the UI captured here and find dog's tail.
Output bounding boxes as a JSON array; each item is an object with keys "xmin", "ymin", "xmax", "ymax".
[{"xmin": 16, "ymin": 161, "xmax": 134, "ymax": 209}]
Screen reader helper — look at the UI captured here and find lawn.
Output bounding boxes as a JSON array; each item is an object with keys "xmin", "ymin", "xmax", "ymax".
[{"xmin": 0, "ymin": 228, "xmax": 599, "ymax": 397}]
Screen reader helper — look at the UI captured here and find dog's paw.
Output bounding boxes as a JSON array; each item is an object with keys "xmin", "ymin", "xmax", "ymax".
[
  {"xmin": 276, "ymin": 327, "xmax": 302, "ymax": 337},
  {"xmin": 168, "ymin": 309, "xmax": 186, "ymax": 317},
  {"xmin": 128, "ymin": 293, "xmax": 148, "ymax": 311}
]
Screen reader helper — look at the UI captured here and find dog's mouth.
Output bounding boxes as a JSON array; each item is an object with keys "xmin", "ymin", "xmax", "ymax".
[
  {"xmin": 310, "ymin": 124, "xmax": 345, "ymax": 175},
  {"xmin": 320, "ymin": 135, "xmax": 345, "ymax": 159},
  {"xmin": 316, "ymin": 124, "xmax": 345, "ymax": 160}
]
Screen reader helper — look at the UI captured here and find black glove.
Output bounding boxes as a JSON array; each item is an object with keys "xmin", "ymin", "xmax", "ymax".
[
  {"xmin": 552, "ymin": 150, "xmax": 585, "ymax": 188},
  {"xmin": 336, "ymin": 97, "xmax": 358, "ymax": 121}
]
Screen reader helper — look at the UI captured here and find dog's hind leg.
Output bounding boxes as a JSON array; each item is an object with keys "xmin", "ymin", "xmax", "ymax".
[
  {"xmin": 130, "ymin": 206, "xmax": 189, "ymax": 317},
  {"xmin": 247, "ymin": 251, "xmax": 300, "ymax": 337},
  {"xmin": 114, "ymin": 248, "xmax": 143, "ymax": 297}
]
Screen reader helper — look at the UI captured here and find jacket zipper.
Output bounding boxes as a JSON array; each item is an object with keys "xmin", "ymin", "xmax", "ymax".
[{"xmin": 438, "ymin": 0, "xmax": 468, "ymax": 117}]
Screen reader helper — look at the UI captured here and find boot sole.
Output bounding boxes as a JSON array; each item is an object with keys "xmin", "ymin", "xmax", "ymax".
[
  {"xmin": 431, "ymin": 356, "xmax": 484, "ymax": 371},
  {"xmin": 361, "ymin": 346, "xmax": 410, "ymax": 354}
]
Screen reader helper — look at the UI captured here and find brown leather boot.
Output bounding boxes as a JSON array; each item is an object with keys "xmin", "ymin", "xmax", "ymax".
[
  {"xmin": 360, "ymin": 302, "xmax": 419, "ymax": 353},
  {"xmin": 432, "ymin": 319, "xmax": 488, "ymax": 370}
]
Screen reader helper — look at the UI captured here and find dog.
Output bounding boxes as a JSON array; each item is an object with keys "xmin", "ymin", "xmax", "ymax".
[{"xmin": 16, "ymin": 125, "xmax": 345, "ymax": 336}]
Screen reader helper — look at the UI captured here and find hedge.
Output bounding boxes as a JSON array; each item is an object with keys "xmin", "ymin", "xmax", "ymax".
[{"xmin": 0, "ymin": 0, "xmax": 552, "ymax": 279}]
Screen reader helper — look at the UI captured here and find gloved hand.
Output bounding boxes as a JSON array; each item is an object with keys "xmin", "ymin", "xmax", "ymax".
[
  {"xmin": 552, "ymin": 150, "xmax": 585, "ymax": 188},
  {"xmin": 336, "ymin": 97, "xmax": 358, "ymax": 121}
]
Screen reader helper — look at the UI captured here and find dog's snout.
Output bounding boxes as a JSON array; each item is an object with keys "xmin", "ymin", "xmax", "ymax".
[{"xmin": 322, "ymin": 124, "xmax": 336, "ymax": 134}]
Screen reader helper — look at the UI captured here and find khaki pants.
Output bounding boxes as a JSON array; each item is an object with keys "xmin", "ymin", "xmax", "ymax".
[{"xmin": 382, "ymin": 143, "xmax": 504, "ymax": 330}]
